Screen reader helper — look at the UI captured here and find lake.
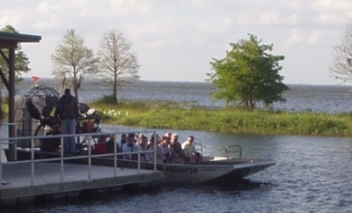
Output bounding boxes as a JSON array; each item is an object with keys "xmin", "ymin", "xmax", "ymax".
[
  {"xmin": 2, "ymin": 124, "xmax": 351, "ymax": 213},
  {"xmin": 2, "ymin": 79, "xmax": 352, "ymax": 212},
  {"xmin": 10, "ymin": 78, "xmax": 352, "ymax": 113}
]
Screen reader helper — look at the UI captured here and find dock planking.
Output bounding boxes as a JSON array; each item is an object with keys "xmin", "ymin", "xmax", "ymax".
[{"xmin": 0, "ymin": 162, "xmax": 163, "ymax": 200}]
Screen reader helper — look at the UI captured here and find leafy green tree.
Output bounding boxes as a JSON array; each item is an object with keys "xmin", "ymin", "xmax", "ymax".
[
  {"xmin": 98, "ymin": 29, "xmax": 140, "ymax": 103},
  {"xmin": 207, "ymin": 34, "xmax": 289, "ymax": 111},
  {"xmin": 51, "ymin": 29, "xmax": 98, "ymax": 100},
  {"xmin": 0, "ymin": 25, "xmax": 30, "ymax": 81},
  {"xmin": 330, "ymin": 21, "xmax": 352, "ymax": 83}
]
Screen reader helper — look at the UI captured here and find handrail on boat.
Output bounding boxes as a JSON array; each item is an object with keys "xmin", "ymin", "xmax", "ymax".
[
  {"xmin": 225, "ymin": 145, "xmax": 242, "ymax": 159},
  {"xmin": 194, "ymin": 142, "xmax": 203, "ymax": 155}
]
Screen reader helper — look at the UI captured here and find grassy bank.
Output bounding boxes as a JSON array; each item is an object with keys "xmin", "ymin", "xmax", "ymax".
[
  {"xmin": 3, "ymin": 100, "xmax": 352, "ymax": 137},
  {"xmin": 88, "ymin": 100, "xmax": 352, "ymax": 137}
]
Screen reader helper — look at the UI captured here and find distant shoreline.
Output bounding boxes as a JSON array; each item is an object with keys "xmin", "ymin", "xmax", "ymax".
[{"xmin": 20, "ymin": 77, "xmax": 348, "ymax": 87}]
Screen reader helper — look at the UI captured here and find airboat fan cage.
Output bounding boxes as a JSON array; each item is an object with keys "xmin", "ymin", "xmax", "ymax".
[{"xmin": 15, "ymin": 85, "xmax": 60, "ymax": 148}]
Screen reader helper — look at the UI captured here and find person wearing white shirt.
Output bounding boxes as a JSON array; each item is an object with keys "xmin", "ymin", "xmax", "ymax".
[
  {"xmin": 122, "ymin": 134, "xmax": 138, "ymax": 160},
  {"xmin": 182, "ymin": 135, "xmax": 202, "ymax": 163}
]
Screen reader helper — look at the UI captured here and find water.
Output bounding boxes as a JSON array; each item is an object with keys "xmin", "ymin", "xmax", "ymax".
[
  {"xmin": 3, "ymin": 79, "xmax": 352, "ymax": 212},
  {"xmin": 9, "ymin": 78, "xmax": 352, "ymax": 113},
  {"xmin": 3, "ymin": 125, "xmax": 351, "ymax": 213}
]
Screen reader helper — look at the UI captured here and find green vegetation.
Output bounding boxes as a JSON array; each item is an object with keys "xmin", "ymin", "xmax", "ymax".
[
  {"xmin": 0, "ymin": 25, "xmax": 31, "ymax": 81},
  {"xmin": 87, "ymin": 100, "xmax": 352, "ymax": 137},
  {"xmin": 3, "ymin": 98, "xmax": 352, "ymax": 137},
  {"xmin": 207, "ymin": 34, "xmax": 288, "ymax": 111},
  {"xmin": 52, "ymin": 29, "xmax": 98, "ymax": 100}
]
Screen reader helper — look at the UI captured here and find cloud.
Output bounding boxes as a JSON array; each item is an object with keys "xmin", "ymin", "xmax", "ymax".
[
  {"xmin": 0, "ymin": 9, "xmax": 22, "ymax": 27},
  {"xmin": 284, "ymin": 30, "xmax": 305, "ymax": 48},
  {"xmin": 258, "ymin": 12, "xmax": 300, "ymax": 25},
  {"xmin": 308, "ymin": 30, "xmax": 322, "ymax": 45},
  {"xmin": 33, "ymin": 14, "xmax": 59, "ymax": 30},
  {"xmin": 36, "ymin": 2, "xmax": 59, "ymax": 13},
  {"xmin": 109, "ymin": 0, "xmax": 156, "ymax": 15},
  {"xmin": 312, "ymin": 0, "xmax": 352, "ymax": 24},
  {"xmin": 283, "ymin": 29, "xmax": 323, "ymax": 48},
  {"xmin": 1, "ymin": 0, "xmax": 351, "ymax": 84}
]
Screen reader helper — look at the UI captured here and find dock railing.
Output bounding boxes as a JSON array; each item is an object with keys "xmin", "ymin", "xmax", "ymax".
[{"xmin": 0, "ymin": 124, "xmax": 159, "ymax": 190}]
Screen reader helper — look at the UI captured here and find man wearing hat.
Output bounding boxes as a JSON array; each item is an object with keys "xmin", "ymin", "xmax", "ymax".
[{"xmin": 54, "ymin": 88, "xmax": 80, "ymax": 154}]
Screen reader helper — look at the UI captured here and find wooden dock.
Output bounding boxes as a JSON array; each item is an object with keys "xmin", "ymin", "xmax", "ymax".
[
  {"xmin": 0, "ymin": 162, "xmax": 163, "ymax": 200},
  {"xmin": 0, "ymin": 127, "xmax": 165, "ymax": 202}
]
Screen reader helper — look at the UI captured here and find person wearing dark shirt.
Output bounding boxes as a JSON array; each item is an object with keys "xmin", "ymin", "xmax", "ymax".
[
  {"xmin": 54, "ymin": 88, "xmax": 80, "ymax": 154},
  {"xmin": 106, "ymin": 134, "xmax": 119, "ymax": 153},
  {"xmin": 169, "ymin": 133, "xmax": 186, "ymax": 163}
]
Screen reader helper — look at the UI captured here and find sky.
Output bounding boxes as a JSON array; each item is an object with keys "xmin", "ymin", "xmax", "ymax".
[{"xmin": 1, "ymin": 0, "xmax": 352, "ymax": 85}]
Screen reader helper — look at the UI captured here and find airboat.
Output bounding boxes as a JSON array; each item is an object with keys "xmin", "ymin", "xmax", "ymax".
[
  {"xmin": 11, "ymin": 82, "xmax": 275, "ymax": 184},
  {"xmin": 92, "ymin": 144, "xmax": 275, "ymax": 184}
]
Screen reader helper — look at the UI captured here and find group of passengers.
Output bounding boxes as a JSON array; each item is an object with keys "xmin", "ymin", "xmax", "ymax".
[{"xmin": 92, "ymin": 132, "xmax": 202, "ymax": 164}]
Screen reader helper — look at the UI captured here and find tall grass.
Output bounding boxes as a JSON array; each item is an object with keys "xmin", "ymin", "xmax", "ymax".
[
  {"xmin": 88, "ymin": 100, "xmax": 352, "ymax": 137},
  {"xmin": 3, "ymin": 99, "xmax": 351, "ymax": 136}
]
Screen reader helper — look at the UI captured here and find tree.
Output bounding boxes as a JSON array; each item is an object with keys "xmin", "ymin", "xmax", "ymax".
[
  {"xmin": 98, "ymin": 29, "xmax": 140, "ymax": 103},
  {"xmin": 207, "ymin": 34, "xmax": 289, "ymax": 111},
  {"xmin": 330, "ymin": 21, "xmax": 352, "ymax": 83},
  {"xmin": 51, "ymin": 29, "xmax": 98, "ymax": 100},
  {"xmin": 0, "ymin": 25, "xmax": 30, "ymax": 81}
]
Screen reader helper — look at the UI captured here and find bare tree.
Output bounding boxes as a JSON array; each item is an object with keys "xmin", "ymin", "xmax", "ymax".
[
  {"xmin": 51, "ymin": 29, "xmax": 98, "ymax": 100},
  {"xmin": 98, "ymin": 29, "xmax": 140, "ymax": 103},
  {"xmin": 330, "ymin": 22, "xmax": 352, "ymax": 83}
]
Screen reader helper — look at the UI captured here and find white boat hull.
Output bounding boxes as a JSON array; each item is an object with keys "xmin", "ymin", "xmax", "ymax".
[{"xmin": 93, "ymin": 156, "xmax": 275, "ymax": 184}]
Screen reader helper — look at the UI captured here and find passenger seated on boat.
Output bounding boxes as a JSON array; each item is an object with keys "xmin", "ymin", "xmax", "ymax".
[
  {"xmin": 106, "ymin": 134, "xmax": 120, "ymax": 153},
  {"xmin": 182, "ymin": 135, "xmax": 202, "ymax": 163},
  {"xmin": 122, "ymin": 133, "xmax": 138, "ymax": 160},
  {"xmin": 146, "ymin": 135, "xmax": 163, "ymax": 162},
  {"xmin": 164, "ymin": 132, "xmax": 172, "ymax": 144},
  {"xmin": 93, "ymin": 136, "xmax": 108, "ymax": 154},
  {"xmin": 119, "ymin": 133, "xmax": 127, "ymax": 149},
  {"xmin": 169, "ymin": 133, "xmax": 186, "ymax": 164},
  {"xmin": 159, "ymin": 136, "xmax": 173, "ymax": 163},
  {"xmin": 138, "ymin": 135, "xmax": 149, "ymax": 161},
  {"xmin": 149, "ymin": 133, "xmax": 160, "ymax": 146}
]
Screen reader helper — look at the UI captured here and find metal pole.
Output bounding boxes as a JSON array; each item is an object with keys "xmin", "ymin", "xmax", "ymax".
[
  {"xmin": 30, "ymin": 137, "xmax": 34, "ymax": 186},
  {"xmin": 60, "ymin": 135, "xmax": 64, "ymax": 183},
  {"xmin": 0, "ymin": 125, "xmax": 3, "ymax": 190},
  {"xmin": 88, "ymin": 136, "xmax": 91, "ymax": 181},
  {"xmin": 153, "ymin": 131, "xmax": 157, "ymax": 171},
  {"xmin": 137, "ymin": 133, "xmax": 140, "ymax": 174},
  {"xmin": 14, "ymin": 123, "xmax": 17, "ymax": 161},
  {"xmin": 114, "ymin": 134, "xmax": 117, "ymax": 177}
]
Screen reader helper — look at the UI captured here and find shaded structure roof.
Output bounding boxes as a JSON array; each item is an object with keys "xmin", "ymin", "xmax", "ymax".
[
  {"xmin": 0, "ymin": 32, "xmax": 41, "ymax": 48},
  {"xmin": 0, "ymin": 31, "xmax": 41, "ymax": 161}
]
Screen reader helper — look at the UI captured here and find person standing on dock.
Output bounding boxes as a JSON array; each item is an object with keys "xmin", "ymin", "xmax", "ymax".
[{"xmin": 54, "ymin": 88, "xmax": 80, "ymax": 154}]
